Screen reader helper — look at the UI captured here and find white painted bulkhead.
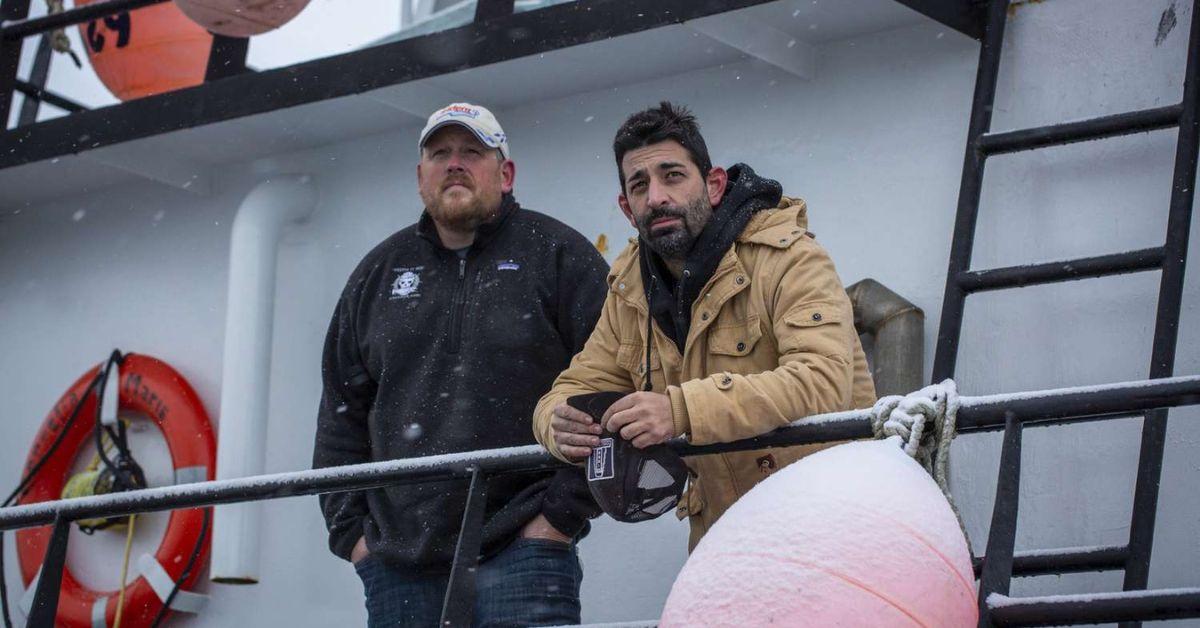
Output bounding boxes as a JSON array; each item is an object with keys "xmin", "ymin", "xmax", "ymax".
[{"xmin": 1, "ymin": 0, "xmax": 1198, "ymax": 625}]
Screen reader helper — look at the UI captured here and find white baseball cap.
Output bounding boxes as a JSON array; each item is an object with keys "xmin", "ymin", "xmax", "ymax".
[{"xmin": 418, "ymin": 103, "xmax": 510, "ymax": 159}]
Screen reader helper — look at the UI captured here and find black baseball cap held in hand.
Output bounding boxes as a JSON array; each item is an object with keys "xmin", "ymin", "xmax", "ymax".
[{"xmin": 568, "ymin": 391, "xmax": 689, "ymax": 523}]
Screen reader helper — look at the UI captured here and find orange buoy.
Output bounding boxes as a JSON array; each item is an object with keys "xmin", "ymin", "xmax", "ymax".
[
  {"xmin": 75, "ymin": 0, "xmax": 212, "ymax": 101},
  {"xmin": 174, "ymin": 0, "xmax": 311, "ymax": 37}
]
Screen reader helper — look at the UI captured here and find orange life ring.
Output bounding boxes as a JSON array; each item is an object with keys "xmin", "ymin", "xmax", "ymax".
[{"xmin": 15, "ymin": 354, "xmax": 216, "ymax": 628}]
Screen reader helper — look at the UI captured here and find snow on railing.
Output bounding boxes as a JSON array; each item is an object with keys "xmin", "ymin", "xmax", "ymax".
[{"xmin": 1, "ymin": 374, "xmax": 1198, "ymax": 531}]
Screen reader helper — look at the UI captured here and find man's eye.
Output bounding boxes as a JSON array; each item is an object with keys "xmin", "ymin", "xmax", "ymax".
[
  {"xmin": 629, "ymin": 181, "xmax": 647, "ymax": 191},
  {"xmin": 666, "ymin": 171, "xmax": 684, "ymax": 179}
]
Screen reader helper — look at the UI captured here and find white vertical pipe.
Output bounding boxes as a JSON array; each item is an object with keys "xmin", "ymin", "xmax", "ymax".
[
  {"xmin": 401, "ymin": 0, "xmax": 414, "ymax": 28},
  {"xmin": 211, "ymin": 175, "xmax": 317, "ymax": 584}
]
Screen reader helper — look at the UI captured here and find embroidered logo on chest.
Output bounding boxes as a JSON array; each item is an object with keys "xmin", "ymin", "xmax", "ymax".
[{"xmin": 390, "ymin": 267, "xmax": 424, "ymax": 299}]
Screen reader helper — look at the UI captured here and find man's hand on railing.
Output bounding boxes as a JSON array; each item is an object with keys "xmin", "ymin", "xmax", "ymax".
[
  {"xmin": 601, "ymin": 391, "xmax": 676, "ymax": 449},
  {"xmin": 550, "ymin": 403, "xmax": 603, "ymax": 462}
]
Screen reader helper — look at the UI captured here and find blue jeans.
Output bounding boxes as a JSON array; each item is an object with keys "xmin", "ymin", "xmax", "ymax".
[{"xmin": 355, "ymin": 538, "xmax": 583, "ymax": 627}]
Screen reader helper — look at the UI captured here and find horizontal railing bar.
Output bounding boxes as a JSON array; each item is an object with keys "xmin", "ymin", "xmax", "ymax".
[
  {"xmin": 0, "ymin": 448, "xmax": 556, "ymax": 530},
  {"xmin": 1, "ymin": 375, "xmax": 1198, "ymax": 531},
  {"xmin": 953, "ymin": 375, "xmax": 1200, "ymax": 432},
  {"xmin": 956, "ymin": 248, "xmax": 1164, "ymax": 293},
  {"xmin": 979, "ymin": 105, "xmax": 1182, "ymax": 155},
  {"xmin": 565, "ymin": 622, "xmax": 660, "ymax": 628},
  {"xmin": 1, "ymin": 0, "xmax": 169, "ymax": 40},
  {"xmin": 682, "ymin": 376, "xmax": 1200, "ymax": 457},
  {"xmin": 987, "ymin": 588, "xmax": 1200, "ymax": 626},
  {"xmin": 973, "ymin": 544, "xmax": 1129, "ymax": 578},
  {"xmin": 14, "ymin": 79, "xmax": 86, "ymax": 113}
]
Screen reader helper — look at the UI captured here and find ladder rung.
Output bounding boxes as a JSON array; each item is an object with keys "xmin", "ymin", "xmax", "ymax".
[
  {"xmin": 987, "ymin": 587, "xmax": 1200, "ymax": 627},
  {"xmin": 979, "ymin": 104, "xmax": 1182, "ymax": 155},
  {"xmin": 973, "ymin": 544, "xmax": 1129, "ymax": 578},
  {"xmin": 957, "ymin": 247, "xmax": 1165, "ymax": 294}
]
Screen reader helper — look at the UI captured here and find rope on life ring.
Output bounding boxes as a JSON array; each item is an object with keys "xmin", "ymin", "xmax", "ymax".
[{"xmin": 14, "ymin": 354, "xmax": 216, "ymax": 628}]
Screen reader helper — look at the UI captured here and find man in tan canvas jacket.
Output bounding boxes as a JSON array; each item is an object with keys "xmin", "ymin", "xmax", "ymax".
[{"xmin": 533, "ymin": 102, "xmax": 876, "ymax": 549}]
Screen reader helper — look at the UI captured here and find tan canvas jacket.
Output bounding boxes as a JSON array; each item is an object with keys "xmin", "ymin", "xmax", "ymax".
[{"xmin": 534, "ymin": 196, "xmax": 876, "ymax": 549}]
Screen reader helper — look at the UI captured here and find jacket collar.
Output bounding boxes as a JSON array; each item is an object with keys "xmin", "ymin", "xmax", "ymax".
[
  {"xmin": 610, "ymin": 195, "xmax": 810, "ymax": 311},
  {"xmin": 416, "ymin": 192, "xmax": 520, "ymax": 251},
  {"xmin": 738, "ymin": 195, "xmax": 809, "ymax": 248}
]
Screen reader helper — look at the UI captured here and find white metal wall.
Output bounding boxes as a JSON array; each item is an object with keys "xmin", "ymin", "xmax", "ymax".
[{"xmin": 1, "ymin": 1, "xmax": 1197, "ymax": 625}]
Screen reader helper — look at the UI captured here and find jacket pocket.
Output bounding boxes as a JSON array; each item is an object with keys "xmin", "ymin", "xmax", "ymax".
[
  {"xmin": 783, "ymin": 301, "xmax": 852, "ymax": 361},
  {"xmin": 616, "ymin": 341, "xmax": 661, "ymax": 387},
  {"xmin": 708, "ymin": 315, "xmax": 763, "ymax": 357},
  {"xmin": 784, "ymin": 301, "xmax": 843, "ymax": 329}
]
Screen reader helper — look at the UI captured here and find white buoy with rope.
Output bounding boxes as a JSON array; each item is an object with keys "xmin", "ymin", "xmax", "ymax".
[{"xmin": 661, "ymin": 381, "xmax": 976, "ymax": 627}]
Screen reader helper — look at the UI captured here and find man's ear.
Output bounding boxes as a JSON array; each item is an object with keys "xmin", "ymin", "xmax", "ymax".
[
  {"xmin": 706, "ymin": 166, "xmax": 728, "ymax": 207},
  {"xmin": 617, "ymin": 194, "xmax": 637, "ymax": 229},
  {"xmin": 501, "ymin": 159, "xmax": 516, "ymax": 193}
]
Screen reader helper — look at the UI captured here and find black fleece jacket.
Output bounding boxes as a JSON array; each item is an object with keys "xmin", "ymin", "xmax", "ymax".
[{"xmin": 313, "ymin": 195, "xmax": 608, "ymax": 571}]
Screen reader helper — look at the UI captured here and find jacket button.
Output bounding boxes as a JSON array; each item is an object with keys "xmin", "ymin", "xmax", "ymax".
[
  {"xmin": 721, "ymin": 375, "xmax": 733, "ymax": 387},
  {"xmin": 735, "ymin": 276, "xmax": 745, "ymax": 285},
  {"xmin": 779, "ymin": 238, "xmax": 788, "ymax": 244},
  {"xmin": 618, "ymin": 282, "xmax": 626, "ymax": 290},
  {"xmin": 812, "ymin": 312, "xmax": 822, "ymax": 322},
  {"xmin": 757, "ymin": 454, "xmax": 777, "ymax": 473},
  {"xmin": 683, "ymin": 269, "xmax": 691, "ymax": 278},
  {"xmin": 736, "ymin": 342, "xmax": 746, "ymax": 352},
  {"xmin": 701, "ymin": 312, "xmax": 709, "ymax": 321}
]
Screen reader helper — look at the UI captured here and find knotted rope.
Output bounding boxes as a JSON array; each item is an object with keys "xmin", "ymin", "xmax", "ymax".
[
  {"xmin": 872, "ymin": 379, "xmax": 969, "ymax": 541},
  {"xmin": 45, "ymin": 0, "xmax": 83, "ymax": 68}
]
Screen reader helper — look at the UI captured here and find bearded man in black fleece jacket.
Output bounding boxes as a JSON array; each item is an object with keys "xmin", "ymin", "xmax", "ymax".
[{"xmin": 313, "ymin": 103, "xmax": 608, "ymax": 627}]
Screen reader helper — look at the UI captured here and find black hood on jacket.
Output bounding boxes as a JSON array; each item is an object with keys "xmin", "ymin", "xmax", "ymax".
[{"xmin": 639, "ymin": 164, "xmax": 782, "ymax": 354}]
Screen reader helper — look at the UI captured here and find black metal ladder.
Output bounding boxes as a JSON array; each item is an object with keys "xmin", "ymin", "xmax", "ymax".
[{"xmin": 932, "ymin": 1, "xmax": 1200, "ymax": 626}]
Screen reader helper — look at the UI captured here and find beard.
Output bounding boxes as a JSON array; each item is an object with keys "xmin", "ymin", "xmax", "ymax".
[
  {"xmin": 636, "ymin": 194, "xmax": 713, "ymax": 261},
  {"xmin": 421, "ymin": 178, "xmax": 502, "ymax": 232}
]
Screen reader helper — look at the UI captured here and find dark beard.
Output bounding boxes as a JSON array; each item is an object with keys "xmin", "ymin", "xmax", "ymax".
[{"xmin": 636, "ymin": 195, "xmax": 711, "ymax": 260}]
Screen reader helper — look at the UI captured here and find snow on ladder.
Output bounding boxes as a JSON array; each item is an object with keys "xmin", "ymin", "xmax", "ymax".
[{"xmin": 933, "ymin": 1, "xmax": 1200, "ymax": 626}]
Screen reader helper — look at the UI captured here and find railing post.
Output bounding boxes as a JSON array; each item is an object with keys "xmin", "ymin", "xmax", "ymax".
[
  {"xmin": 473, "ymin": 0, "xmax": 515, "ymax": 23},
  {"xmin": 977, "ymin": 411, "xmax": 1023, "ymax": 628},
  {"xmin": 15, "ymin": 33, "xmax": 48, "ymax": 125},
  {"xmin": 204, "ymin": 34, "xmax": 249, "ymax": 82},
  {"xmin": 440, "ymin": 467, "xmax": 489, "ymax": 627},
  {"xmin": 0, "ymin": 0, "xmax": 33, "ymax": 130},
  {"xmin": 27, "ymin": 513, "xmax": 71, "ymax": 628}
]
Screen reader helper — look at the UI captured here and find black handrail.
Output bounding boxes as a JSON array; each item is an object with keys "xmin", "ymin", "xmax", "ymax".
[
  {"xmin": 0, "ymin": 0, "xmax": 169, "ymax": 41},
  {"xmin": 2, "ymin": 375, "xmax": 1198, "ymax": 532}
]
